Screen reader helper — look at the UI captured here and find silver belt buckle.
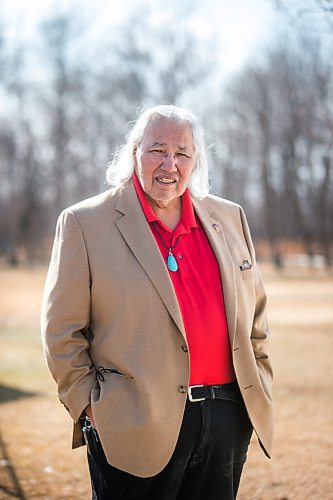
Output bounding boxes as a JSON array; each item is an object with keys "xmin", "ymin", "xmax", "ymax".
[{"xmin": 188, "ymin": 384, "xmax": 205, "ymax": 402}]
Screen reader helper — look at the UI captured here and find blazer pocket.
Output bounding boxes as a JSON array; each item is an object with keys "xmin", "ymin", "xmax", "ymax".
[{"xmin": 96, "ymin": 365, "xmax": 132, "ymax": 382}]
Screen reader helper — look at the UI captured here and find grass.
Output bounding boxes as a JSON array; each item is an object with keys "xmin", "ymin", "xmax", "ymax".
[{"xmin": 0, "ymin": 264, "xmax": 332, "ymax": 499}]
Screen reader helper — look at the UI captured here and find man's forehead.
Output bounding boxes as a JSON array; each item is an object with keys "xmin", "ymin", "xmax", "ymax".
[{"xmin": 142, "ymin": 119, "xmax": 194, "ymax": 147}]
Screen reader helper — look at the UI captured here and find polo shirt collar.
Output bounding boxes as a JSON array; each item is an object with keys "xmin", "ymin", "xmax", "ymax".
[{"xmin": 132, "ymin": 172, "xmax": 198, "ymax": 232}]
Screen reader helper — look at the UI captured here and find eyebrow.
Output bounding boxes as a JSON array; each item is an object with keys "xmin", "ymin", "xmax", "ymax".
[
  {"xmin": 148, "ymin": 142, "xmax": 190, "ymax": 151},
  {"xmin": 148, "ymin": 142, "xmax": 166, "ymax": 148}
]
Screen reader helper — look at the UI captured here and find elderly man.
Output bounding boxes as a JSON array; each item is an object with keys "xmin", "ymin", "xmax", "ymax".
[{"xmin": 41, "ymin": 105, "xmax": 273, "ymax": 500}]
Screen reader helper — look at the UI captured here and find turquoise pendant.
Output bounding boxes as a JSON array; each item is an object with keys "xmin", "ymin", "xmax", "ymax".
[{"xmin": 167, "ymin": 252, "xmax": 178, "ymax": 272}]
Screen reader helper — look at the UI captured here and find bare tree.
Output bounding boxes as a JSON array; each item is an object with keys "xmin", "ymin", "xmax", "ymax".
[
  {"xmin": 39, "ymin": 13, "xmax": 84, "ymax": 213},
  {"xmin": 210, "ymin": 28, "xmax": 333, "ymax": 266},
  {"xmin": 273, "ymin": 0, "xmax": 333, "ymax": 29},
  {"xmin": 0, "ymin": 37, "xmax": 44, "ymax": 264}
]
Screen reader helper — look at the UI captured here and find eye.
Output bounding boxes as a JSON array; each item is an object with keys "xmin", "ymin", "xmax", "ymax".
[{"xmin": 177, "ymin": 152, "xmax": 190, "ymax": 158}]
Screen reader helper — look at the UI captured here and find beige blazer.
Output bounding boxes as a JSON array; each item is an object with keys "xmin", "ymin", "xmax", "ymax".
[{"xmin": 41, "ymin": 180, "xmax": 273, "ymax": 478}]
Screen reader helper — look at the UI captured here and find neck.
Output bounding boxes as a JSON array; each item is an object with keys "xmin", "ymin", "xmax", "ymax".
[{"xmin": 149, "ymin": 198, "xmax": 182, "ymax": 231}]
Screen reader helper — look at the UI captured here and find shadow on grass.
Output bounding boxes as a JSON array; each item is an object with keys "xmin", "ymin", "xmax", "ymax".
[
  {"xmin": 0, "ymin": 384, "xmax": 38, "ymax": 498},
  {"xmin": 0, "ymin": 427, "xmax": 26, "ymax": 499},
  {"xmin": 0, "ymin": 385, "xmax": 37, "ymax": 405}
]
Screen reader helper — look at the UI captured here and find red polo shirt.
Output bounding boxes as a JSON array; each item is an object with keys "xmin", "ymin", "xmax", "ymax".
[{"xmin": 133, "ymin": 173, "xmax": 235, "ymax": 385}]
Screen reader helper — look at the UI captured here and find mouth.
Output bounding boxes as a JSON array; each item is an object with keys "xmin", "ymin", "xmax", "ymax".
[{"xmin": 155, "ymin": 176, "xmax": 177, "ymax": 185}]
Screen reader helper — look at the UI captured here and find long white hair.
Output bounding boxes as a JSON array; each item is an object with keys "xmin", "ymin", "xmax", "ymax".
[{"xmin": 106, "ymin": 105, "xmax": 210, "ymax": 198}]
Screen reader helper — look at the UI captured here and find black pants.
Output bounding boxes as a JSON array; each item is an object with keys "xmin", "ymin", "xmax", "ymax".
[{"xmin": 83, "ymin": 391, "xmax": 253, "ymax": 500}]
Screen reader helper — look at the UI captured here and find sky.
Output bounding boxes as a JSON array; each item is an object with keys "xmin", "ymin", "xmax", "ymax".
[{"xmin": 0, "ymin": 0, "xmax": 278, "ymax": 76}]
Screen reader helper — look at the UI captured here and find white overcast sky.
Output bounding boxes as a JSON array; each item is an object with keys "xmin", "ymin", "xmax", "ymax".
[{"xmin": 1, "ymin": 0, "xmax": 278, "ymax": 75}]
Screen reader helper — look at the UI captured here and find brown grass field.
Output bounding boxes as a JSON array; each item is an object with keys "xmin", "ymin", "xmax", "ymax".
[{"xmin": 0, "ymin": 264, "xmax": 332, "ymax": 499}]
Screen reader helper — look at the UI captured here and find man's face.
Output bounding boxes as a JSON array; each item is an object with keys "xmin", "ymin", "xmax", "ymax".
[{"xmin": 134, "ymin": 117, "xmax": 196, "ymax": 209}]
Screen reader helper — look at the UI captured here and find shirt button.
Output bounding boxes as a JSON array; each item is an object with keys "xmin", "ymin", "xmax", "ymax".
[
  {"xmin": 181, "ymin": 345, "xmax": 188, "ymax": 353},
  {"xmin": 178, "ymin": 385, "xmax": 188, "ymax": 393},
  {"xmin": 178, "ymin": 254, "xmax": 183, "ymax": 259},
  {"xmin": 212, "ymin": 223, "xmax": 221, "ymax": 232}
]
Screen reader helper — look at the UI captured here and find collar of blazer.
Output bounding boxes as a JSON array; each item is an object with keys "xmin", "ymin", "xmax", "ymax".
[{"xmin": 114, "ymin": 181, "xmax": 237, "ymax": 346}]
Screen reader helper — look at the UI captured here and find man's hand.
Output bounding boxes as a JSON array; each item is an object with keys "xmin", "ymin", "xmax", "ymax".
[{"xmin": 84, "ymin": 404, "xmax": 96, "ymax": 428}]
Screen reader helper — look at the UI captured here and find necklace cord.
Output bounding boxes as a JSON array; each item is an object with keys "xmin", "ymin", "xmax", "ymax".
[{"xmin": 153, "ymin": 222, "xmax": 181, "ymax": 251}]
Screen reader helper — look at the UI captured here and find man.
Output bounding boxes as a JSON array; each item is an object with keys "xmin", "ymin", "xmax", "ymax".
[{"xmin": 41, "ymin": 105, "xmax": 273, "ymax": 499}]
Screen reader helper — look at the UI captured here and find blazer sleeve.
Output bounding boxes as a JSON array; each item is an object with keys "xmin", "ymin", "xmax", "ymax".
[
  {"xmin": 239, "ymin": 206, "xmax": 273, "ymax": 400},
  {"xmin": 41, "ymin": 209, "xmax": 96, "ymax": 421}
]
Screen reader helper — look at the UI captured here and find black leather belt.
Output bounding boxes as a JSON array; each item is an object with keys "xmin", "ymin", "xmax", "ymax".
[{"xmin": 187, "ymin": 382, "xmax": 241, "ymax": 403}]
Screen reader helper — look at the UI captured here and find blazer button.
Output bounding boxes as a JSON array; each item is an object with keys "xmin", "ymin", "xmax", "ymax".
[
  {"xmin": 181, "ymin": 345, "xmax": 188, "ymax": 353},
  {"xmin": 178, "ymin": 385, "xmax": 188, "ymax": 393}
]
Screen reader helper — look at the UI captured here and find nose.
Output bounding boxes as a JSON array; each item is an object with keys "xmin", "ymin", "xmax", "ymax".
[{"xmin": 161, "ymin": 153, "xmax": 177, "ymax": 171}]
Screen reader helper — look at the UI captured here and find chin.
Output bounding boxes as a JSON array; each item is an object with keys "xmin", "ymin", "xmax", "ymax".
[
  {"xmin": 151, "ymin": 193, "xmax": 179, "ymax": 208},
  {"xmin": 152, "ymin": 189, "xmax": 176, "ymax": 200}
]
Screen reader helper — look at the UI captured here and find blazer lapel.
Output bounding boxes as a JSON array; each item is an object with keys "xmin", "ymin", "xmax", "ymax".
[
  {"xmin": 114, "ymin": 182, "xmax": 186, "ymax": 339},
  {"xmin": 192, "ymin": 198, "xmax": 237, "ymax": 347}
]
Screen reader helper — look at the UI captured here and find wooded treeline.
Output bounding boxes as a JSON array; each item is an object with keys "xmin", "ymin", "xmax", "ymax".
[{"xmin": 0, "ymin": 2, "xmax": 332, "ymax": 266}]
